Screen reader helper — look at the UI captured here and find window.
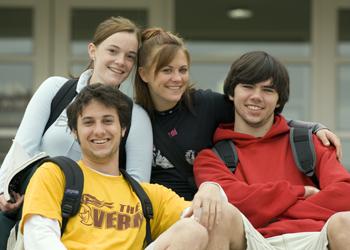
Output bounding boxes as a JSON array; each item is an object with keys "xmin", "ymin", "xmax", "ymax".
[
  {"xmin": 175, "ymin": 0, "xmax": 312, "ymax": 121},
  {"xmin": 337, "ymin": 8, "xmax": 350, "ymax": 169}
]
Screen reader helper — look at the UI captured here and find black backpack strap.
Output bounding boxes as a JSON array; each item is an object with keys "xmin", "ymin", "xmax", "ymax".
[
  {"xmin": 43, "ymin": 79, "xmax": 78, "ymax": 134},
  {"xmin": 212, "ymin": 140, "xmax": 239, "ymax": 172},
  {"xmin": 41, "ymin": 156, "xmax": 84, "ymax": 234},
  {"xmin": 290, "ymin": 127, "xmax": 316, "ymax": 177},
  {"xmin": 120, "ymin": 168, "xmax": 153, "ymax": 247},
  {"xmin": 118, "ymin": 93, "xmax": 133, "ymax": 170}
]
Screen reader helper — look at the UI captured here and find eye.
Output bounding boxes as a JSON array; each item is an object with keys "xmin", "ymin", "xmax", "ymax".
[
  {"xmin": 127, "ymin": 53, "xmax": 137, "ymax": 61},
  {"xmin": 103, "ymin": 117, "xmax": 114, "ymax": 125},
  {"xmin": 179, "ymin": 67, "xmax": 188, "ymax": 74},
  {"xmin": 241, "ymin": 84, "xmax": 253, "ymax": 89},
  {"xmin": 161, "ymin": 67, "xmax": 172, "ymax": 74},
  {"xmin": 82, "ymin": 120, "xmax": 94, "ymax": 126},
  {"xmin": 263, "ymin": 87, "xmax": 276, "ymax": 93}
]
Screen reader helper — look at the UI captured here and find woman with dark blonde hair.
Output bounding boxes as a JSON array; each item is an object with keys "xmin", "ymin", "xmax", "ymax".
[
  {"xmin": 0, "ymin": 16, "xmax": 153, "ymax": 213},
  {"xmin": 134, "ymin": 27, "xmax": 342, "ymax": 201}
]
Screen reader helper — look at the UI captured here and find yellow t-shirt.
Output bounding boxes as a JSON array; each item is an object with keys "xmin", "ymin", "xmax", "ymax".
[{"xmin": 21, "ymin": 160, "xmax": 190, "ymax": 250}]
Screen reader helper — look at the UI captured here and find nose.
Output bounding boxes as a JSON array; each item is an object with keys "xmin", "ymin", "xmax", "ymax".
[
  {"xmin": 249, "ymin": 88, "xmax": 263, "ymax": 101},
  {"xmin": 171, "ymin": 71, "xmax": 182, "ymax": 82},
  {"xmin": 94, "ymin": 122, "xmax": 106, "ymax": 136},
  {"xmin": 114, "ymin": 53, "xmax": 125, "ymax": 65}
]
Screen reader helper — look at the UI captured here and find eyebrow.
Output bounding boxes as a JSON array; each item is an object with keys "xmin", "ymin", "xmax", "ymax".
[
  {"xmin": 109, "ymin": 44, "xmax": 137, "ymax": 55},
  {"xmin": 81, "ymin": 114, "xmax": 115, "ymax": 120}
]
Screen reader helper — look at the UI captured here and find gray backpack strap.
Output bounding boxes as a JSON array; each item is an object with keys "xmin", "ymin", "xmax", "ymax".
[
  {"xmin": 212, "ymin": 140, "xmax": 239, "ymax": 172},
  {"xmin": 290, "ymin": 127, "xmax": 316, "ymax": 177}
]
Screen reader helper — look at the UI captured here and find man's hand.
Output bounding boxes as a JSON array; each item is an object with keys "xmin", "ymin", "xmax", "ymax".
[
  {"xmin": 187, "ymin": 182, "xmax": 225, "ymax": 230},
  {"xmin": 304, "ymin": 185, "xmax": 320, "ymax": 198},
  {"xmin": 0, "ymin": 192, "xmax": 24, "ymax": 212},
  {"xmin": 316, "ymin": 129, "xmax": 342, "ymax": 160}
]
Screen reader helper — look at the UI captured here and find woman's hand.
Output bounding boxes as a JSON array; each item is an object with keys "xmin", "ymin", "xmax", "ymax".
[
  {"xmin": 185, "ymin": 182, "xmax": 226, "ymax": 230},
  {"xmin": 0, "ymin": 192, "xmax": 24, "ymax": 212},
  {"xmin": 304, "ymin": 185, "xmax": 320, "ymax": 198},
  {"xmin": 316, "ymin": 129, "xmax": 342, "ymax": 160}
]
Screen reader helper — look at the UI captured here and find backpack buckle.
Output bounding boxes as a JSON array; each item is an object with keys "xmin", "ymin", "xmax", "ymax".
[{"xmin": 61, "ymin": 189, "xmax": 81, "ymax": 218}]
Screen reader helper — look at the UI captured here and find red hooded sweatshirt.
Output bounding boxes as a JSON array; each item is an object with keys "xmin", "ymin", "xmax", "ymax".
[{"xmin": 194, "ymin": 115, "xmax": 350, "ymax": 238}]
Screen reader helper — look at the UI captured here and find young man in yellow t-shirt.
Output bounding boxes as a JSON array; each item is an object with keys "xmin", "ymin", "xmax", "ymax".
[{"xmin": 21, "ymin": 83, "xmax": 238, "ymax": 250}]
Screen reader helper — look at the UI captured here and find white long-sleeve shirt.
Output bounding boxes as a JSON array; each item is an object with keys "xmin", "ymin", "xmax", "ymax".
[{"xmin": 0, "ymin": 70, "xmax": 153, "ymax": 193}]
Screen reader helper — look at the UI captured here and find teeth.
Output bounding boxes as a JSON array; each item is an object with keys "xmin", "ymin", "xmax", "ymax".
[
  {"xmin": 247, "ymin": 105, "xmax": 262, "ymax": 110},
  {"xmin": 168, "ymin": 86, "xmax": 181, "ymax": 90},
  {"xmin": 92, "ymin": 139, "xmax": 108, "ymax": 144},
  {"xmin": 109, "ymin": 67, "xmax": 123, "ymax": 74}
]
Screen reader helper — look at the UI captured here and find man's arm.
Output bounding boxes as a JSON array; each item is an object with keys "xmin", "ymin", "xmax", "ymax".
[
  {"xmin": 194, "ymin": 149, "xmax": 305, "ymax": 228},
  {"xmin": 282, "ymin": 137, "xmax": 350, "ymax": 220},
  {"xmin": 21, "ymin": 163, "xmax": 65, "ymax": 247},
  {"xmin": 24, "ymin": 215, "xmax": 66, "ymax": 250}
]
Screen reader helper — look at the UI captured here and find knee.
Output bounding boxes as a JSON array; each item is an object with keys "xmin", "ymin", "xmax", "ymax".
[
  {"xmin": 175, "ymin": 218, "xmax": 209, "ymax": 246},
  {"xmin": 153, "ymin": 218, "xmax": 208, "ymax": 250},
  {"xmin": 219, "ymin": 203, "xmax": 244, "ymax": 231},
  {"xmin": 211, "ymin": 203, "xmax": 244, "ymax": 239},
  {"xmin": 327, "ymin": 212, "xmax": 350, "ymax": 241},
  {"xmin": 208, "ymin": 203, "xmax": 246, "ymax": 249}
]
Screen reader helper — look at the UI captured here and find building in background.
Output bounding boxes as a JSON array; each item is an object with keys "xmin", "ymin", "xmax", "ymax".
[{"xmin": 0, "ymin": 0, "xmax": 349, "ymax": 169}]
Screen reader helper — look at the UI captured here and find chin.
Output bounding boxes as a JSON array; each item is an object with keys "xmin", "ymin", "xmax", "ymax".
[{"xmin": 105, "ymin": 77, "xmax": 124, "ymax": 87}]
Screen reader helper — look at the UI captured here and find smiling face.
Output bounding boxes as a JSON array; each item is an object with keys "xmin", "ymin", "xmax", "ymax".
[
  {"xmin": 230, "ymin": 79, "xmax": 279, "ymax": 136},
  {"xmin": 88, "ymin": 31, "xmax": 138, "ymax": 87},
  {"xmin": 139, "ymin": 49, "xmax": 189, "ymax": 111},
  {"xmin": 75, "ymin": 100, "xmax": 125, "ymax": 169}
]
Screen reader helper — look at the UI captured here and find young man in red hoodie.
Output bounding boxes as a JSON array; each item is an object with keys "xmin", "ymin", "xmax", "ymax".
[{"xmin": 194, "ymin": 51, "xmax": 350, "ymax": 250}]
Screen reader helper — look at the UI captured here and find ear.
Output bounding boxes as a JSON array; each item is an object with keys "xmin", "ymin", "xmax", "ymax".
[
  {"xmin": 121, "ymin": 127, "xmax": 126, "ymax": 138},
  {"xmin": 228, "ymin": 95, "xmax": 234, "ymax": 101},
  {"xmin": 72, "ymin": 129, "xmax": 80, "ymax": 143},
  {"xmin": 88, "ymin": 43, "xmax": 96, "ymax": 60},
  {"xmin": 138, "ymin": 67, "xmax": 149, "ymax": 83}
]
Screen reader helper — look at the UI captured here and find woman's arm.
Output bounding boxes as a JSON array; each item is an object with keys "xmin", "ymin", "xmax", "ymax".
[
  {"xmin": 0, "ymin": 77, "xmax": 66, "ymax": 202},
  {"xmin": 124, "ymin": 104, "xmax": 153, "ymax": 182}
]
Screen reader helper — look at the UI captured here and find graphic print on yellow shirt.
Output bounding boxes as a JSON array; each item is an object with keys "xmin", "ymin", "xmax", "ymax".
[{"xmin": 79, "ymin": 193, "xmax": 144, "ymax": 231}]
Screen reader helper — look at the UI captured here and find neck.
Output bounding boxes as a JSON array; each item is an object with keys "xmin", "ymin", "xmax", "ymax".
[
  {"xmin": 82, "ymin": 156, "xmax": 120, "ymax": 176},
  {"xmin": 154, "ymin": 100, "xmax": 178, "ymax": 112},
  {"xmin": 234, "ymin": 115, "xmax": 274, "ymax": 137}
]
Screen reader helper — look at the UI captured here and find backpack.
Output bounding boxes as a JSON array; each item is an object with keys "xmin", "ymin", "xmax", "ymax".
[
  {"xmin": 43, "ymin": 79, "xmax": 133, "ymax": 168},
  {"xmin": 5, "ymin": 156, "xmax": 153, "ymax": 249},
  {"xmin": 212, "ymin": 127, "xmax": 318, "ymax": 185}
]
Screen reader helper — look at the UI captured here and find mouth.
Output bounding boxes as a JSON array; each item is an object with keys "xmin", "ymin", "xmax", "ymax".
[
  {"xmin": 166, "ymin": 85, "xmax": 183, "ymax": 91},
  {"xmin": 91, "ymin": 138, "xmax": 110, "ymax": 145},
  {"xmin": 246, "ymin": 104, "xmax": 263, "ymax": 111},
  {"xmin": 108, "ymin": 66, "xmax": 125, "ymax": 75}
]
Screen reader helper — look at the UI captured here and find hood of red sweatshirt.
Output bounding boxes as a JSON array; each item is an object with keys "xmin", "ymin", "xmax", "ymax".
[{"xmin": 213, "ymin": 115, "xmax": 290, "ymax": 146}]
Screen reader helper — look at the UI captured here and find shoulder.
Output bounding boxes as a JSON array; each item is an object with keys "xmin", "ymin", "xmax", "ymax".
[
  {"xmin": 192, "ymin": 89, "xmax": 230, "ymax": 107},
  {"xmin": 27, "ymin": 161, "xmax": 66, "ymax": 195},
  {"xmin": 131, "ymin": 103, "xmax": 151, "ymax": 120},
  {"xmin": 34, "ymin": 76, "xmax": 69, "ymax": 96},
  {"xmin": 141, "ymin": 183, "xmax": 183, "ymax": 200},
  {"xmin": 33, "ymin": 161, "xmax": 65, "ymax": 180},
  {"xmin": 132, "ymin": 103, "xmax": 148, "ymax": 114},
  {"xmin": 192, "ymin": 89, "xmax": 224, "ymax": 100},
  {"xmin": 40, "ymin": 76, "xmax": 69, "ymax": 89}
]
